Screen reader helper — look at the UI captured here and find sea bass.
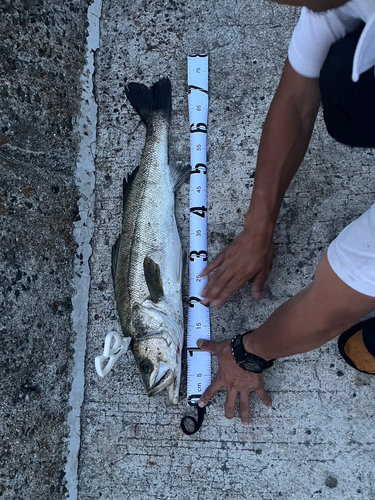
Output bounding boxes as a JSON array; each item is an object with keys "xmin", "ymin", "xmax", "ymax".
[{"xmin": 112, "ymin": 78, "xmax": 188, "ymax": 404}]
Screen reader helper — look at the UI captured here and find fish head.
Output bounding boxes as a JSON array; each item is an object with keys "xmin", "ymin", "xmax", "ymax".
[
  {"xmin": 132, "ymin": 333, "xmax": 181, "ymax": 404},
  {"xmin": 130, "ymin": 306, "xmax": 182, "ymax": 405}
]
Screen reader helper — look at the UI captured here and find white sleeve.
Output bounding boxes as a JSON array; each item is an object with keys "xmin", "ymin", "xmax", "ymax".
[
  {"xmin": 288, "ymin": 5, "xmax": 361, "ymax": 78},
  {"xmin": 327, "ymin": 203, "xmax": 375, "ymax": 298}
]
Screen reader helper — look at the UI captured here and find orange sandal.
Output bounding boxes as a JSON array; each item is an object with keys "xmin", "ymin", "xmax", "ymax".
[{"xmin": 338, "ymin": 317, "xmax": 375, "ymax": 374}]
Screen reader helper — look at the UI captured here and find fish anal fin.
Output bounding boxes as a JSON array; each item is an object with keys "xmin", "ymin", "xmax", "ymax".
[{"xmin": 143, "ymin": 256, "xmax": 164, "ymax": 303}]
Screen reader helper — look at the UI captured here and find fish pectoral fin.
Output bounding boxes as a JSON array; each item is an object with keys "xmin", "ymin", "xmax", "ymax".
[
  {"xmin": 143, "ymin": 256, "xmax": 164, "ymax": 303},
  {"xmin": 111, "ymin": 235, "xmax": 121, "ymax": 290}
]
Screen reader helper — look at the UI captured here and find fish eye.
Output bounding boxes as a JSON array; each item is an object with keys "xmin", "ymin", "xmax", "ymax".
[{"xmin": 140, "ymin": 361, "xmax": 151, "ymax": 374}]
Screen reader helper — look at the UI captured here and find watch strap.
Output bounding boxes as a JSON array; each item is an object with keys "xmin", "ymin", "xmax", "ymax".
[{"xmin": 230, "ymin": 333, "xmax": 274, "ymax": 373}]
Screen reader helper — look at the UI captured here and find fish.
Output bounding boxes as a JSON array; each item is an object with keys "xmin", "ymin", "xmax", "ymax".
[{"xmin": 111, "ymin": 77, "xmax": 188, "ymax": 404}]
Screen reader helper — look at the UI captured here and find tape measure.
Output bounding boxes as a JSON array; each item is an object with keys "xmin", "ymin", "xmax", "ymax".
[{"xmin": 186, "ymin": 54, "xmax": 211, "ymax": 408}]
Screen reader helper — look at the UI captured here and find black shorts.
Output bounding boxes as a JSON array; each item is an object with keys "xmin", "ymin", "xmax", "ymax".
[{"xmin": 320, "ymin": 24, "xmax": 375, "ymax": 148}]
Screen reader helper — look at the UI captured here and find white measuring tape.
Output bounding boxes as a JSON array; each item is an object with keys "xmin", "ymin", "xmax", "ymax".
[{"xmin": 186, "ymin": 54, "xmax": 211, "ymax": 407}]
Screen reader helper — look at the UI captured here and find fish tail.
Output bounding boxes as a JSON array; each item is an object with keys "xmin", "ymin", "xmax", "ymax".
[{"xmin": 125, "ymin": 77, "xmax": 171, "ymax": 126}]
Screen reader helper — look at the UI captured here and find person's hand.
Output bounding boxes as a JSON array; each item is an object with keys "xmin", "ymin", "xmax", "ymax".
[
  {"xmin": 197, "ymin": 338, "xmax": 272, "ymax": 426},
  {"xmin": 201, "ymin": 225, "xmax": 274, "ymax": 306}
]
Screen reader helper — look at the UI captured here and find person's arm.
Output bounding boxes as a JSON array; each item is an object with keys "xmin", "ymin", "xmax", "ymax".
[
  {"xmin": 198, "ymin": 253, "xmax": 375, "ymax": 425},
  {"xmin": 201, "ymin": 60, "xmax": 321, "ymax": 305}
]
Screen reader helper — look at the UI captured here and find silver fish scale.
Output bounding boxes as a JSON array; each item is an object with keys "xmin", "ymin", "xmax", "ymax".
[{"xmin": 115, "ymin": 113, "xmax": 183, "ymax": 343}]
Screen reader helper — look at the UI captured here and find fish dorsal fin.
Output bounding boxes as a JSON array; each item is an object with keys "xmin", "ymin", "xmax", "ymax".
[
  {"xmin": 111, "ymin": 234, "xmax": 121, "ymax": 290},
  {"xmin": 112, "ymin": 168, "xmax": 139, "ymax": 290},
  {"xmin": 123, "ymin": 166, "xmax": 139, "ymax": 213},
  {"xmin": 143, "ymin": 256, "xmax": 164, "ymax": 303},
  {"xmin": 170, "ymin": 162, "xmax": 190, "ymax": 190}
]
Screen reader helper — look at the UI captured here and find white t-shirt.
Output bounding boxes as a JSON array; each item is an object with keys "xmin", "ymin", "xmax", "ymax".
[
  {"xmin": 327, "ymin": 205, "xmax": 375, "ymax": 297},
  {"xmin": 288, "ymin": 0, "xmax": 375, "ymax": 80}
]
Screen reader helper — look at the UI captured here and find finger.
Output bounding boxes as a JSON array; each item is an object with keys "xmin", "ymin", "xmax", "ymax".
[
  {"xmin": 198, "ymin": 377, "xmax": 224, "ymax": 407},
  {"xmin": 224, "ymin": 387, "xmax": 239, "ymax": 420},
  {"xmin": 201, "ymin": 268, "xmax": 240, "ymax": 305},
  {"xmin": 251, "ymin": 271, "xmax": 267, "ymax": 301},
  {"xmin": 239, "ymin": 391, "xmax": 250, "ymax": 426},
  {"xmin": 201, "ymin": 266, "xmax": 232, "ymax": 302},
  {"xmin": 200, "ymin": 253, "xmax": 225, "ymax": 277},
  {"xmin": 204, "ymin": 271, "xmax": 250, "ymax": 306},
  {"xmin": 255, "ymin": 386, "xmax": 272, "ymax": 407},
  {"xmin": 201, "ymin": 296, "xmax": 226, "ymax": 307},
  {"xmin": 196, "ymin": 338, "xmax": 220, "ymax": 355}
]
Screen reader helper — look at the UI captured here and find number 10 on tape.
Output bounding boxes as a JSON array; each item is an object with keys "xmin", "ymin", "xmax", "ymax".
[{"xmin": 187, "ymin": 54, "xmax": 211, "ymax": 406}]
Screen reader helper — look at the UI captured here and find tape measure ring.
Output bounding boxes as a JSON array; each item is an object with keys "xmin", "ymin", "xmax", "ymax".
[{"xmin": 180, "ymin": 405, "xmax": 206, "ymax": 435}]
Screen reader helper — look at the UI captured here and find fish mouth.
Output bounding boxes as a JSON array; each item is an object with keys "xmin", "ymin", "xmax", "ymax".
[{"xmin": 147, "ymin": 367, "xmax": 175, "ymax": 396}]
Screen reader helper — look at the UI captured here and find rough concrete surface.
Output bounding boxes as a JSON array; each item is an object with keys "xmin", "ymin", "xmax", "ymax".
[
  {"xmin": 1, "ymin": 0, "xmax": 375, "ymax": 499},
  {"xmin": 81, "ymin": 1, "xmax": 375, "ymax": 500},
  {"xmin": 0, "ymin": 1, "xmax": 90, "ymax": 499}
]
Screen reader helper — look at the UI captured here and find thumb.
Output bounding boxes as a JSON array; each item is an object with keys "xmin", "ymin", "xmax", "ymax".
[{"xmin": 197, "ymin": 338, "xmax": 219, "ymax": 355}]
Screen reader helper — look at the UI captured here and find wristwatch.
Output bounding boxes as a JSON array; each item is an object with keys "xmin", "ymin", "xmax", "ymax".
[{"xmin": 230, "ymin": 333, "xmax": 274, "ymax": 373}]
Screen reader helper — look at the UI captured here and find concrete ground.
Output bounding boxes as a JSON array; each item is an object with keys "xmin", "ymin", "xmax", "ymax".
[
  {"xmin": 0, "ymin": 1, "xmax": 90, "ymax": 499},
  {"xmin": 1, "ymin": 1, "xmax": 374, "ymax": 500}
]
